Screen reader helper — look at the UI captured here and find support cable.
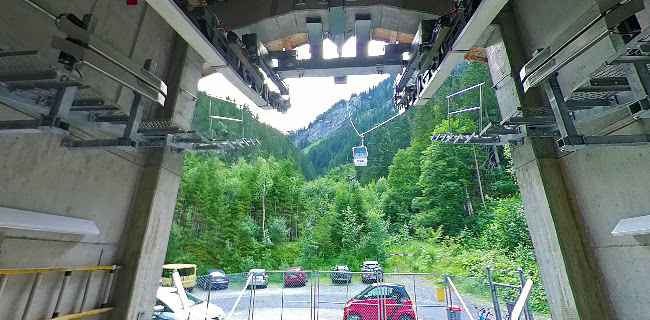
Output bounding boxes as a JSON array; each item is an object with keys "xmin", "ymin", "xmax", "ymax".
[
  {"xmin": 346, "ymin": 100, "xmax": 403, "ymax": 139},
  {"xmin": 22, "ymin": 0, "xmax": 57, "ymax": 21}
]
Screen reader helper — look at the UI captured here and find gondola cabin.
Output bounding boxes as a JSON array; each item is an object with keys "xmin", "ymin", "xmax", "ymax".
[{"xmin": 352, "ymin": 146, "xmax": 368, "ymax": 167}]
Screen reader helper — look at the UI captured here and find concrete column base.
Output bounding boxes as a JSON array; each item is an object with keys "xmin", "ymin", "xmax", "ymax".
[{"xmin": 512, "ymin": 137, "xmax": 611, "ymax": 320}]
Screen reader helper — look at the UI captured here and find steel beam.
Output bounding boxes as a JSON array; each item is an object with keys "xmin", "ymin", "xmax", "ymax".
[
  {"xmin": 565, "ymin": 99, "xmax": 611, "ymax": 110},
  {"xmin": 520, "ymin": 0, "xmax": 644, "ymax": 91},
  {"xmin": 621, "ymin": 62, "xmax": 650, "ymax": 116},
  {"xmin": 502, "ymin": 116, "xmax": 557, "ymax": 126},
  {"xmin": 543, "ymin": 75, "xmax": 581, "ymax": 139},
  {"xmin": 412, "ymin": 0, "xmax": 509, "ymax": 107},
  {"xmin": 145, "ymin": 0, "xmax": 289, "ymax": 111},
  {"xmin": 0, "ymin": 118, "xmax": 69, "ymax": 135},
  {"xmin": 61, "ymin": 138, "xmax": 137, "ymax": 151},
  {"xmin": 124, "ymin": 60, "xmax": 155, "ymax": 139},
  {"xmin": 57, "ymin": 16, "xmax": 167, "ymax": 97},
  {"xmin": 611, "ymin": 56, "xmax": 650, "ymax": 64},
  {"xmin": 558, "ymin": 134, "xmax": 650, "ymax": 151},
  {"xmin": 276, "ymin": 56, "xmax": 405, "ymax": 78}
]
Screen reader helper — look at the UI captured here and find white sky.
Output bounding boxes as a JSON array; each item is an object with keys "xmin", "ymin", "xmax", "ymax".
[{"xmin": 198, "ymin": 38, "xmax": 391, "ymax": 133}]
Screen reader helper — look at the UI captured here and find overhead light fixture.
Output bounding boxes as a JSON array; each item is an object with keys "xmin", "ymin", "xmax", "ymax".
[
  {"xmin": 0, "ymin": 206, "xmax": 100, "ymax": 235},
  {"xmin": 611, "ymin": 214, "xmax": 650, "ymax": 236}
]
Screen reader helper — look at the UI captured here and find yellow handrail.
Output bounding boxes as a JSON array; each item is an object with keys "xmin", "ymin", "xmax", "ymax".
[
  {"xmin": 43, "ymin": 307, "xmax": 113, "ymax": 320},
  {"xmin": 0, "ymin": 265, "xmax": 122, "ymax": 275}
]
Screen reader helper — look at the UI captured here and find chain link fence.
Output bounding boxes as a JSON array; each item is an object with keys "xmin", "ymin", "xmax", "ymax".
[{"xmin": 180, "ymin": 269, "xmax": 536, "ymax": 320}]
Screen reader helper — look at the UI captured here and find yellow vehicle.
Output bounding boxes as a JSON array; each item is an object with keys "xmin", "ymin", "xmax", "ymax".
[{"xmin": 161, "ymin": 264, "xmax": 197, "ymax": 292}]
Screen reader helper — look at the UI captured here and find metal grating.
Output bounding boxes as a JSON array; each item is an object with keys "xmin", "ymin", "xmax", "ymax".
[
  {"xmin": 568, "ymin": 91, "xmax": 616, "ymax": 101},
  {"xmin": 139, "ymin": 120, "xmax": 174, "ymax": 130},
  {"xmin": 592, "ymin": 64, "xmax": 627, "ymax": 79},
  {"xmin": 0, "ymin": 51, "xmax": 56, "ymax": 74}
]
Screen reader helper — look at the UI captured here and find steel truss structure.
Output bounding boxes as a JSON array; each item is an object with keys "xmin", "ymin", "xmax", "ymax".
[
  {"xmin": 0, "ymin": 12, "xmax": 260, "ymax": 153},
  {"xmin": 421, "ymin": 0, "xmax": 650, "ymax": 150}
]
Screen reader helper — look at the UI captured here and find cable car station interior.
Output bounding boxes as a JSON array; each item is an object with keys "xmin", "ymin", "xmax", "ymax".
[{"xmin": 1, "ymin": 0, "xmax": 650, "ymax": 319}]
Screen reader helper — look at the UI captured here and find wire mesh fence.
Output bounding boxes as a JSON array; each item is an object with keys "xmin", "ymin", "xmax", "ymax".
[{"xmin": 182, "ymin": 270, "xmax": 514, "ymax": 320}]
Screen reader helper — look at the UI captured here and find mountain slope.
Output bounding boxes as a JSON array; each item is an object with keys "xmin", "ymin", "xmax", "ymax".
[
  {"xmin": 293, "ymin": 76, "xmax": 414, "ymax": 182},
  {"xmin": 193, "ymin": 93, "xmax": 316, "ymax": 178}
]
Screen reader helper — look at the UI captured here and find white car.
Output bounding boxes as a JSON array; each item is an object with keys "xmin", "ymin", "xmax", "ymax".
[
  {"xmin": 361, "ymin": 261, "xmax": 384, "ymax": 283},
  {"xmin": 154, "ymin": 286, "xmax": 225, "ymax": 320},
  {"xmin": 247, "ymin": 268, "xmax": 268, "ymax": 288}
]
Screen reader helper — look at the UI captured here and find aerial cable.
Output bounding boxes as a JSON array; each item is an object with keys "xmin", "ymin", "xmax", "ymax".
[{"xmin": 346, "ymin": 101, "xmax": 404, "ymax": 138}]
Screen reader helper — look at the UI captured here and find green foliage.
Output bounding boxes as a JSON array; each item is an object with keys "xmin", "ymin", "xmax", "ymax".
[
  {"xmin": 267, "ymin": 217, "xmax": 289, "ymax": 244},
  {"xmin": 300, "ymin": 76, "xmax": 414, "ymax": 182},
  {"xmin": 166, "ymin": 61, "xmax": 549, "ymax": 315}
]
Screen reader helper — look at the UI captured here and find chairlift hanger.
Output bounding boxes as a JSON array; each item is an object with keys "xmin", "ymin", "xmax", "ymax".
[{"xmin": 347, "ymin": 101, "xmax": 405, "ymax": 167}]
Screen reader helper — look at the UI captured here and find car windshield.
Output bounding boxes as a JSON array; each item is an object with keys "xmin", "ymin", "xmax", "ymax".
[
  {"xmin": 335, "ymin": 265, "xmax": 348, "ymax": 270},
  {"xmin": 287, "ymin": 270, "xmax": 300, "ymax": 275},
  {"xmin": 365, "ymin": 264, "xmax": 379, "ymax": 269},
  {"xmin": 210, "ymin": 271, "xmax": 225, "ymax": 277},
  {"xmin": 186, "ymin": 292, "xmax": 203, "ymax": 306},
  {"xmin": 253, "ymin": 272, "xmax": 264, "ymax": 276},
  {"xmin": 353, "ymin": 286, "xmax": 374, "ymax": 300}
]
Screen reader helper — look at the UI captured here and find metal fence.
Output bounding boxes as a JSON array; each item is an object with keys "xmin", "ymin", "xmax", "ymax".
[{"xmin": 187, "ymin": 269, "xmax": 535, "ymax": 320}]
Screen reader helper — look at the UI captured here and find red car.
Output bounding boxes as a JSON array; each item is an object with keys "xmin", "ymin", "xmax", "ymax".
[
  {"xmin": 284, "ymin": 266, "xmax": 307, "ymax": 287},
  {"xmin": 343, "ymin": 283, "xmax": 416, "ymax": 320}
]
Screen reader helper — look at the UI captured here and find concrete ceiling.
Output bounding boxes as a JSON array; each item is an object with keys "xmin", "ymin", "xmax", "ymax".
[{"xmin": 207, "ymin": 0, "xmax": 453, "ymax": 49}]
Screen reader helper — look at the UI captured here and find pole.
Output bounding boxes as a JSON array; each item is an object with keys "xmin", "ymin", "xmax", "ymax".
[
  {"xmin": 412, "ymin": 275, "xmax": 419, "ymax": 318},
  {"xmin": 518, "ymin": 268, "xmax": 535, "ymax": 320},
  {"xmin": 493, "ymin": 145, "xmax": 501, "ymax": 169},
  {"xmin": 486, "ymin": 267, "xmax": 502, "ymax": 320},
  {"xmin": 241, "ymin": 106, "xmax": 245, "ymax": 138},
  {"xmin": 473, "ymin": 149, "xmax": 486, "ymax": 207},
  {"xmin": 209, "ymin": 99, "xmax": 213, "ymax": 139},
  {"xmin": 206, "ymin": 274, "xmax": 212, "ymax": 320},
  {"xmin": 447, "ymin": 98, "xmax": 451, "ymax": 133},
  {"xmin": 479, "ymin": 84, "xmax": 483, "ymax": 131}
]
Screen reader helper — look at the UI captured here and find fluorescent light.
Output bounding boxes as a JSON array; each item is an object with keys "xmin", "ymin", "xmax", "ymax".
[
  {"xmin": 0, "ymin": 206, "xmax": 100, "ymax": 235},
  {"xmin": 611, "ymin": 214, "xmax": 650, "ymax": 236}
]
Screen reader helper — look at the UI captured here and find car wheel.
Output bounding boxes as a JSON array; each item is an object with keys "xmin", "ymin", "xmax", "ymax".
[
  {"xmin": 397, "ymin": 315, "xmax": 414, "ymax": 320},
  {"xmin": 346, "ymin": 312, "xmax": 362, "ymax": 320}
]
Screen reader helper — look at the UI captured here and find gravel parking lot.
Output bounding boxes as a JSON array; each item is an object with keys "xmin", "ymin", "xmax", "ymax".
[{"xmin": 193, "ymin": 273, "xmax": 497, "ymax": 320}]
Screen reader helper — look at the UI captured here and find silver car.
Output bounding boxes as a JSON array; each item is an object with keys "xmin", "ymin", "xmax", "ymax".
[
  {"xmin": 331, "ymin": 264, "xmax": 352, "ymax": 283},
  {"xmin": 247, "ymin": 268, "xmax": 268, "ymax": 288}
]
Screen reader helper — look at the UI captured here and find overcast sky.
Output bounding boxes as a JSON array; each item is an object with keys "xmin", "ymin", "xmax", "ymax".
[{"xmin": 198, "ymin": 38, "xmax": 391, "ymax": 133}]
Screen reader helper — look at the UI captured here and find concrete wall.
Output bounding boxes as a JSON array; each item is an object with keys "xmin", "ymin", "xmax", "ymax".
[
  {"xmin": 0, "ymin": 0, "xmax": 201, "ymax": 319},
  {"xmin": 487, "ymin": 0, "xmax": 650, "ymax": 319}
]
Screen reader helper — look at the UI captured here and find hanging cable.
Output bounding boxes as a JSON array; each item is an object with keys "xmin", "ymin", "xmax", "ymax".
[
  {"xmin": 23, "ymin": 0, "xmax": 57, "ymax": 21},
  {"xmin": 346, "ymin": 100, "xmax": 404, "ymax": 139}
]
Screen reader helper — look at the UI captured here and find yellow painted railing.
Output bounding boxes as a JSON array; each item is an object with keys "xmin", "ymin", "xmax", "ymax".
[{"xmin": 0, "ymin": 265, "xmax": 122, "ymax": 320}]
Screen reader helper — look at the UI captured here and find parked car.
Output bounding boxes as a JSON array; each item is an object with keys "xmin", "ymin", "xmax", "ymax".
[
  {"xmin": 284, "ymin": 266, "xmax": 307, "ymax": 287},
  {"xmin": 199, "ymin": 269, "xmax": 229, "ymax": 290},
  {"xmin": 343, "ymin": 283, "xmax": 416, "ymax": 320},
  {"xmin": 161, "ymin": 264, "xmax": 197, "ymax": 292},
  {"xmin": 154, "ymin": 286, "xmax": 225, "ymax": 320},
  {"xmin": 330, "ymin": 264, "xmax": 352, "ymax": 284},
  {"xmin": 360, "ymin": 261, "xmax": 383, "ymax": 283},
  {"xmin": 247, "ymin": 268, "xmax": 268, "ymax": 289}
]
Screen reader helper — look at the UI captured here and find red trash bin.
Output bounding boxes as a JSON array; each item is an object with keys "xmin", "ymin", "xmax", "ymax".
[{"xmin": 446, "ymin": 305, "xmax": 462, "ymax": 320}]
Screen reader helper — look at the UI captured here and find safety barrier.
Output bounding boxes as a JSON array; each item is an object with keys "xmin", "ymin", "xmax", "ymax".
[
  {"xmin": 189, "ymin": 269, "xmax": 535, "ymax": 320},
  {"xmin": 0, "ymin": 265, "xmax": 121, "ymax": 320}
]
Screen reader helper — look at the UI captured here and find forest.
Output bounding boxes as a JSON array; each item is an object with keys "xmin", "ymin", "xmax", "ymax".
[{"xmin": 165, "ymin": 61, "xmax": 548, "ymax": 313}]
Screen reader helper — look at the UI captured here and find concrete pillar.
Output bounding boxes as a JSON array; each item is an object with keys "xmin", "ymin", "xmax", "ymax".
[
  {"xmin": 484, "ymin": 5, "xmax": 611, "ymax": 319},
  {"xmin": 511, "ymin": 137, "xmax": 611, "ymax": 319},
  {"xmin": 112, "ymin": 148, "xmax": 184, "ymax": 320},
  {"xmin": 111, "ymin": 35, "xmax": 201, "ymax": 319}
]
